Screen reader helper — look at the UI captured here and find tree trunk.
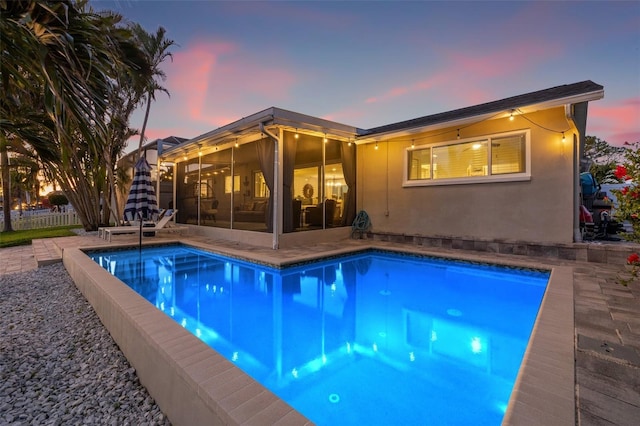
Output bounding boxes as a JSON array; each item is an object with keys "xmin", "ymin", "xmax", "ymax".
[
  {"xmin": 137, "ymin": 91, "xmax": 152, "ymax": 157},
  {"xmin": 0, "ymin": 148, "xmax": 14, "ymax": 232},
  {"xmin": 103, "ymin": 150, "xmax": 121, "ymax": 225}
]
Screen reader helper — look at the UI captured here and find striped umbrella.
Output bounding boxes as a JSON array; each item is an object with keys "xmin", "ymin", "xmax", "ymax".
[
  {"xmin": 124, "ymin": 156, "xmax": 159, "ymax": 223},
  {"xmin": 124, "ymin": 157, "xmax": 159, "ymax": 251}
]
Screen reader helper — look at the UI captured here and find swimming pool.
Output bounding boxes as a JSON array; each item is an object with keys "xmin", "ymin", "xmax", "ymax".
[{"xmin": 90, "ymin": 245, "xmax": 549, "ymax": 425}]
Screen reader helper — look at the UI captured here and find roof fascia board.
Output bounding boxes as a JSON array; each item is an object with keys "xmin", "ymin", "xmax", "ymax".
[
  {"xmin": 271, "ymin": 107, "xmax": 360, "ymax": 139},
  {"xmin": 163, "ymin": 107, "xmax": 361, "ymax": 161},
  {"xmin": 518, "ymin": 89, "xmax": 604, "ymax": 114},
  {"xmin": 357, "ymin": 88, "xmax": 604, "ymax": 143},
  {"xmin": 355, "ymin": 111, "xmax": 500, "ymax": 143},
  {"xmin": 163, "ymin": 108, "xmax": 276, "ymax": 157}
]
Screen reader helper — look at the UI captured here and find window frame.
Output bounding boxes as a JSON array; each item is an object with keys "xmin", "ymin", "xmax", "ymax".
[
  {"xmin": 402, "ymin": 129, "xmax": 531, "ymax": 187},
  {"xmin": 224, "ymin": 174, "xmax": 241, "ymax": 194},
  {"xmin": 253, "ymin": 170, "xmax": 270, "ymax": 199}
]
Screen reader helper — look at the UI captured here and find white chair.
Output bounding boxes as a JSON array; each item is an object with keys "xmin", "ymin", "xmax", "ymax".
[{"xmin": 101, "ymin": 209, "xmax": 187, "ymax": 242}]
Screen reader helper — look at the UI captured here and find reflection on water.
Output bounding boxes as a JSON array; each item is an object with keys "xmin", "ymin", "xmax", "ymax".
[{"xmin": 91, "ymin": 246, "xmax": 549, "ymax": 426}]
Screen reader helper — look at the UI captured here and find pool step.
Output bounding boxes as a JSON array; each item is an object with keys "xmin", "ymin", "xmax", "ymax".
[
  {"xmin": 33, "ymin": 234, "xmax": 112, "ymax": 267},
  {"xmin": 32, "ymin": 238, "xmax": 62, "ymax": 266}
]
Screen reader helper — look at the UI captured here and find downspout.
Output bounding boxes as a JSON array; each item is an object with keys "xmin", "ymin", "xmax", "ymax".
[
  {"xmin": 259, "ymin": 121, "xmax": 280, "ymax": 249},
  {"xmin": 566, "ymin": 102, "xmax": 586, "ymax": 243}
]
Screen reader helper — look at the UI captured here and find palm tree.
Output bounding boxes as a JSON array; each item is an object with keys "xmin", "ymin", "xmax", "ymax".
[
  {"xmin": 1, "ymin": 0, "xmax": 154, "ymax": 230},
  {"xmin": 132, "ymin": 24, "xmax": 176, "ymax": 157}
]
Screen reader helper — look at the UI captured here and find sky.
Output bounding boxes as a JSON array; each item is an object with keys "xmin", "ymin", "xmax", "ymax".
[{"xmin": 92, "ymin": 0, "xmax": 640, "ymax": 153}]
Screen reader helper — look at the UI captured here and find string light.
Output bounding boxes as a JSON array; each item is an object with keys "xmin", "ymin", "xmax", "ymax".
[
  {"xmin": 234, "ymin": 138, "xmax": 239, "ymax": 148},
  {"xmin": 510, "ymin": 110, "xmax": 514, "ymax": 121},
  {"xmin": 295, "ymin": 128, "xmax": 299, "ymax": 139},
  {"xmin": 457, "ymin": 129, "xmax": 460, "ymax": 139},
  {"xmin": 324, "ymin": 134, "xmax": 328, "ymax": 143},
  {"xmin": 562, "ymin": 132, "xmax": 566, "ymax": 143},
  {"xmin": 411, "ymin": 139, "xmax": 415, "ymax": 149},
  {"xmin": 375, "ymin": 141, "xmax": 379, "ymax": 150}
]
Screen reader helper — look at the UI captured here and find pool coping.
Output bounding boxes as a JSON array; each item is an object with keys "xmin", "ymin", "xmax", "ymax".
[{"xmin": 63, "ymin": 242, "xmax": 574, "ymax": 426}]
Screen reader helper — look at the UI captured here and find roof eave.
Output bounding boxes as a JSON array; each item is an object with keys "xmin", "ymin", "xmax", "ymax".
[
  {"xmin": 162, "ymin": 107, "xmax": 361, "ymax": 162},
  {"xmin": 356, "ymin": 88, "xmax": 605, "ymax": 143}
]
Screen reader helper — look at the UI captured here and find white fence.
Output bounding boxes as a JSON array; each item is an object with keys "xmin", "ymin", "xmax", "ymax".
[{"xmin": 0, "ymin": 210, "xmax": 81, "ymax": 231}]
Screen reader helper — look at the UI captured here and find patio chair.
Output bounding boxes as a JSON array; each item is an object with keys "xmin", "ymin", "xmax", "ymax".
[
  {"xmin": 203, "ymin": 199, "xmax": 219, "ymax": 222},
  {"xmin": 306, "ymin": 199, "xmax": 336, "ymax": 227},
  {"xmin": 102, "ymin": 209, "xmax": 187, "ymax": 242}
]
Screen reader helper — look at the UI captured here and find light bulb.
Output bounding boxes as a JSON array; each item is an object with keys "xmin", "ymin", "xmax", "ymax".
[
  {"xmin": 509, "ymin": 111, "xmax": 514, "ymax": 121},
  {"xmin": 562, "ymin": 132, "xmax": 566, "ymax": 143},
  {"xmin": 374, "ymin": 142, "xmax": 379, "ymax": 150}
]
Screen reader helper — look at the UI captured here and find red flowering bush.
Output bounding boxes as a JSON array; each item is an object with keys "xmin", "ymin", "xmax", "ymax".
[
  {"xmin": 620, "ymin": 252, "xmax": 640, "ymax": 286},
  {"xmin": 612, "ymin": 141, "xmax": 640, "ymax": 285},
  {"xmin": 614, "ymin": 165, "xmax": 628, "ymax": 180}
]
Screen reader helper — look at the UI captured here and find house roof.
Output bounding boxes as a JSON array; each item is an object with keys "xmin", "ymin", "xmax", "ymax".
[
  {"xmin": 163, "ymin": 107, "xmax": 361, "ymax": 161},
  {"xmin": 359, "ymin": 80, "xmax": 604, "ymax": 138},
  {"xmin": 161, "ymin": 80, "xmax": 604, "ymax": 160}
]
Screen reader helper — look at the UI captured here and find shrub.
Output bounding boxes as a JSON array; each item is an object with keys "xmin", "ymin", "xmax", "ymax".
[
  {"xmin": 48, "ymin": 193, "xmax": 69, "ymax": 207},
  {"xmin": 611, "ymin": 141, "xmax": 640, "ymax": 285}
]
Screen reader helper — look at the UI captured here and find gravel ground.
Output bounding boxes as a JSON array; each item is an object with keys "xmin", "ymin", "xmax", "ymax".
[{"xmin": 0, "ymin": 263, "xmax": 171, "ymax": 426}]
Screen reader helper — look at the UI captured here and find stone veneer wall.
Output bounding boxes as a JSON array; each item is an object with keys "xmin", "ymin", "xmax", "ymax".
[{"xmin": 365, "ymin": 231, "xmax": 636, "ymax": 266}]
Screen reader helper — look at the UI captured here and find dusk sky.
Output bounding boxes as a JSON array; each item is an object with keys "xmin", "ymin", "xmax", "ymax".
[{"xmin": 92, "ymin": 1, "xmax": 640, "ymax": 152}]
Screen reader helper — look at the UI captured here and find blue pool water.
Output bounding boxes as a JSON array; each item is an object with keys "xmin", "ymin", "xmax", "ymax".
[{"xmin": 89, "ymin": 245, "xmax": 549, "ymax": 425}]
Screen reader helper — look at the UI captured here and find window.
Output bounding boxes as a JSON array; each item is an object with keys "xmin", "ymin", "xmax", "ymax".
[
  {"xmin": 294, "ymin": 166, "xmax": 320, "ymax": 204},
  {"xmin": 491, "ymin": 134, "xmax": 526, "ymax": 175},
  {"xmin": 253, "ymin": 171, "xmax": 270, "ymax": 198},
  {"xmin": 404, "ymin": 130, "xmax": 529, "ymax": 186},
  {"xmin": 198, "ymin": 180, "xmax": 213, "ymax": 198},
  {"xmin": 224, "ymin": 175, "xmax": 240, "ymax": 194}
]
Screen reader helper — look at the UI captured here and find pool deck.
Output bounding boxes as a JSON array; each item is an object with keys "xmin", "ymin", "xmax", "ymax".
[{"xmin": 1, "ymin": 233, "xmax": 639, "ymax": 425}]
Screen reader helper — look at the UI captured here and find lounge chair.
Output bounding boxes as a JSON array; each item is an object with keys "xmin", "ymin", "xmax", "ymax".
[
  {"xmin": 101, "ymin": 209, "xmax": 187, "ymax": 242},
  {"xmin": 97, "ymin": 209, "xmax": 165, "ymax": 239}
]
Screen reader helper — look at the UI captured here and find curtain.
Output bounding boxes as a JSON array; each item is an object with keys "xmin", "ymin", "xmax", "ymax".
[
  {"xmin": 282, "ymin": 134, "xmax": 297, "ymax": 232},
  {"xmin": 256, "ymin": 136, "xmax": 275, "ymax": 232},
  {"xmin": 340, "ymin": 142, "xmax": 357, "ymax": 226}
]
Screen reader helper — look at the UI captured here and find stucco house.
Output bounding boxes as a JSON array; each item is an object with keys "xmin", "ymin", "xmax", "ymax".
[{"xmin": 158, "ymin": 80, "xmax": 604, "ymax": 249}]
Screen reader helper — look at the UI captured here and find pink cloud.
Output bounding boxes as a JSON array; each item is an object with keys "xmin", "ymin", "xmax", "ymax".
[
  {"xmin": 163, "ymin": 39, "xmax": 237, "ymax": 125},
  {"xmin": 360, "ymin": 37, "xmax": 563, "ymax": 113},
  {"xmin": 444, "ymin": 41, "xmax": 562, "ymax": 80},
  {"xmin": 321, "ymin": 107, "xmax": 367, "ymax": 125},
  {"xmin": 141, "ymin": 38, "xmax": 298, "ymax": 140},
  {"xmin": 589, "ymin": 98, "xmax": 640, "ymax": 146}
]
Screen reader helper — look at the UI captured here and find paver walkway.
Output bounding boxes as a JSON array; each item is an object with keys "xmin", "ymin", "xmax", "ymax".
[{"xmin": 1, "ymin": 234, "xmax": 639, "ymax": 425}]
